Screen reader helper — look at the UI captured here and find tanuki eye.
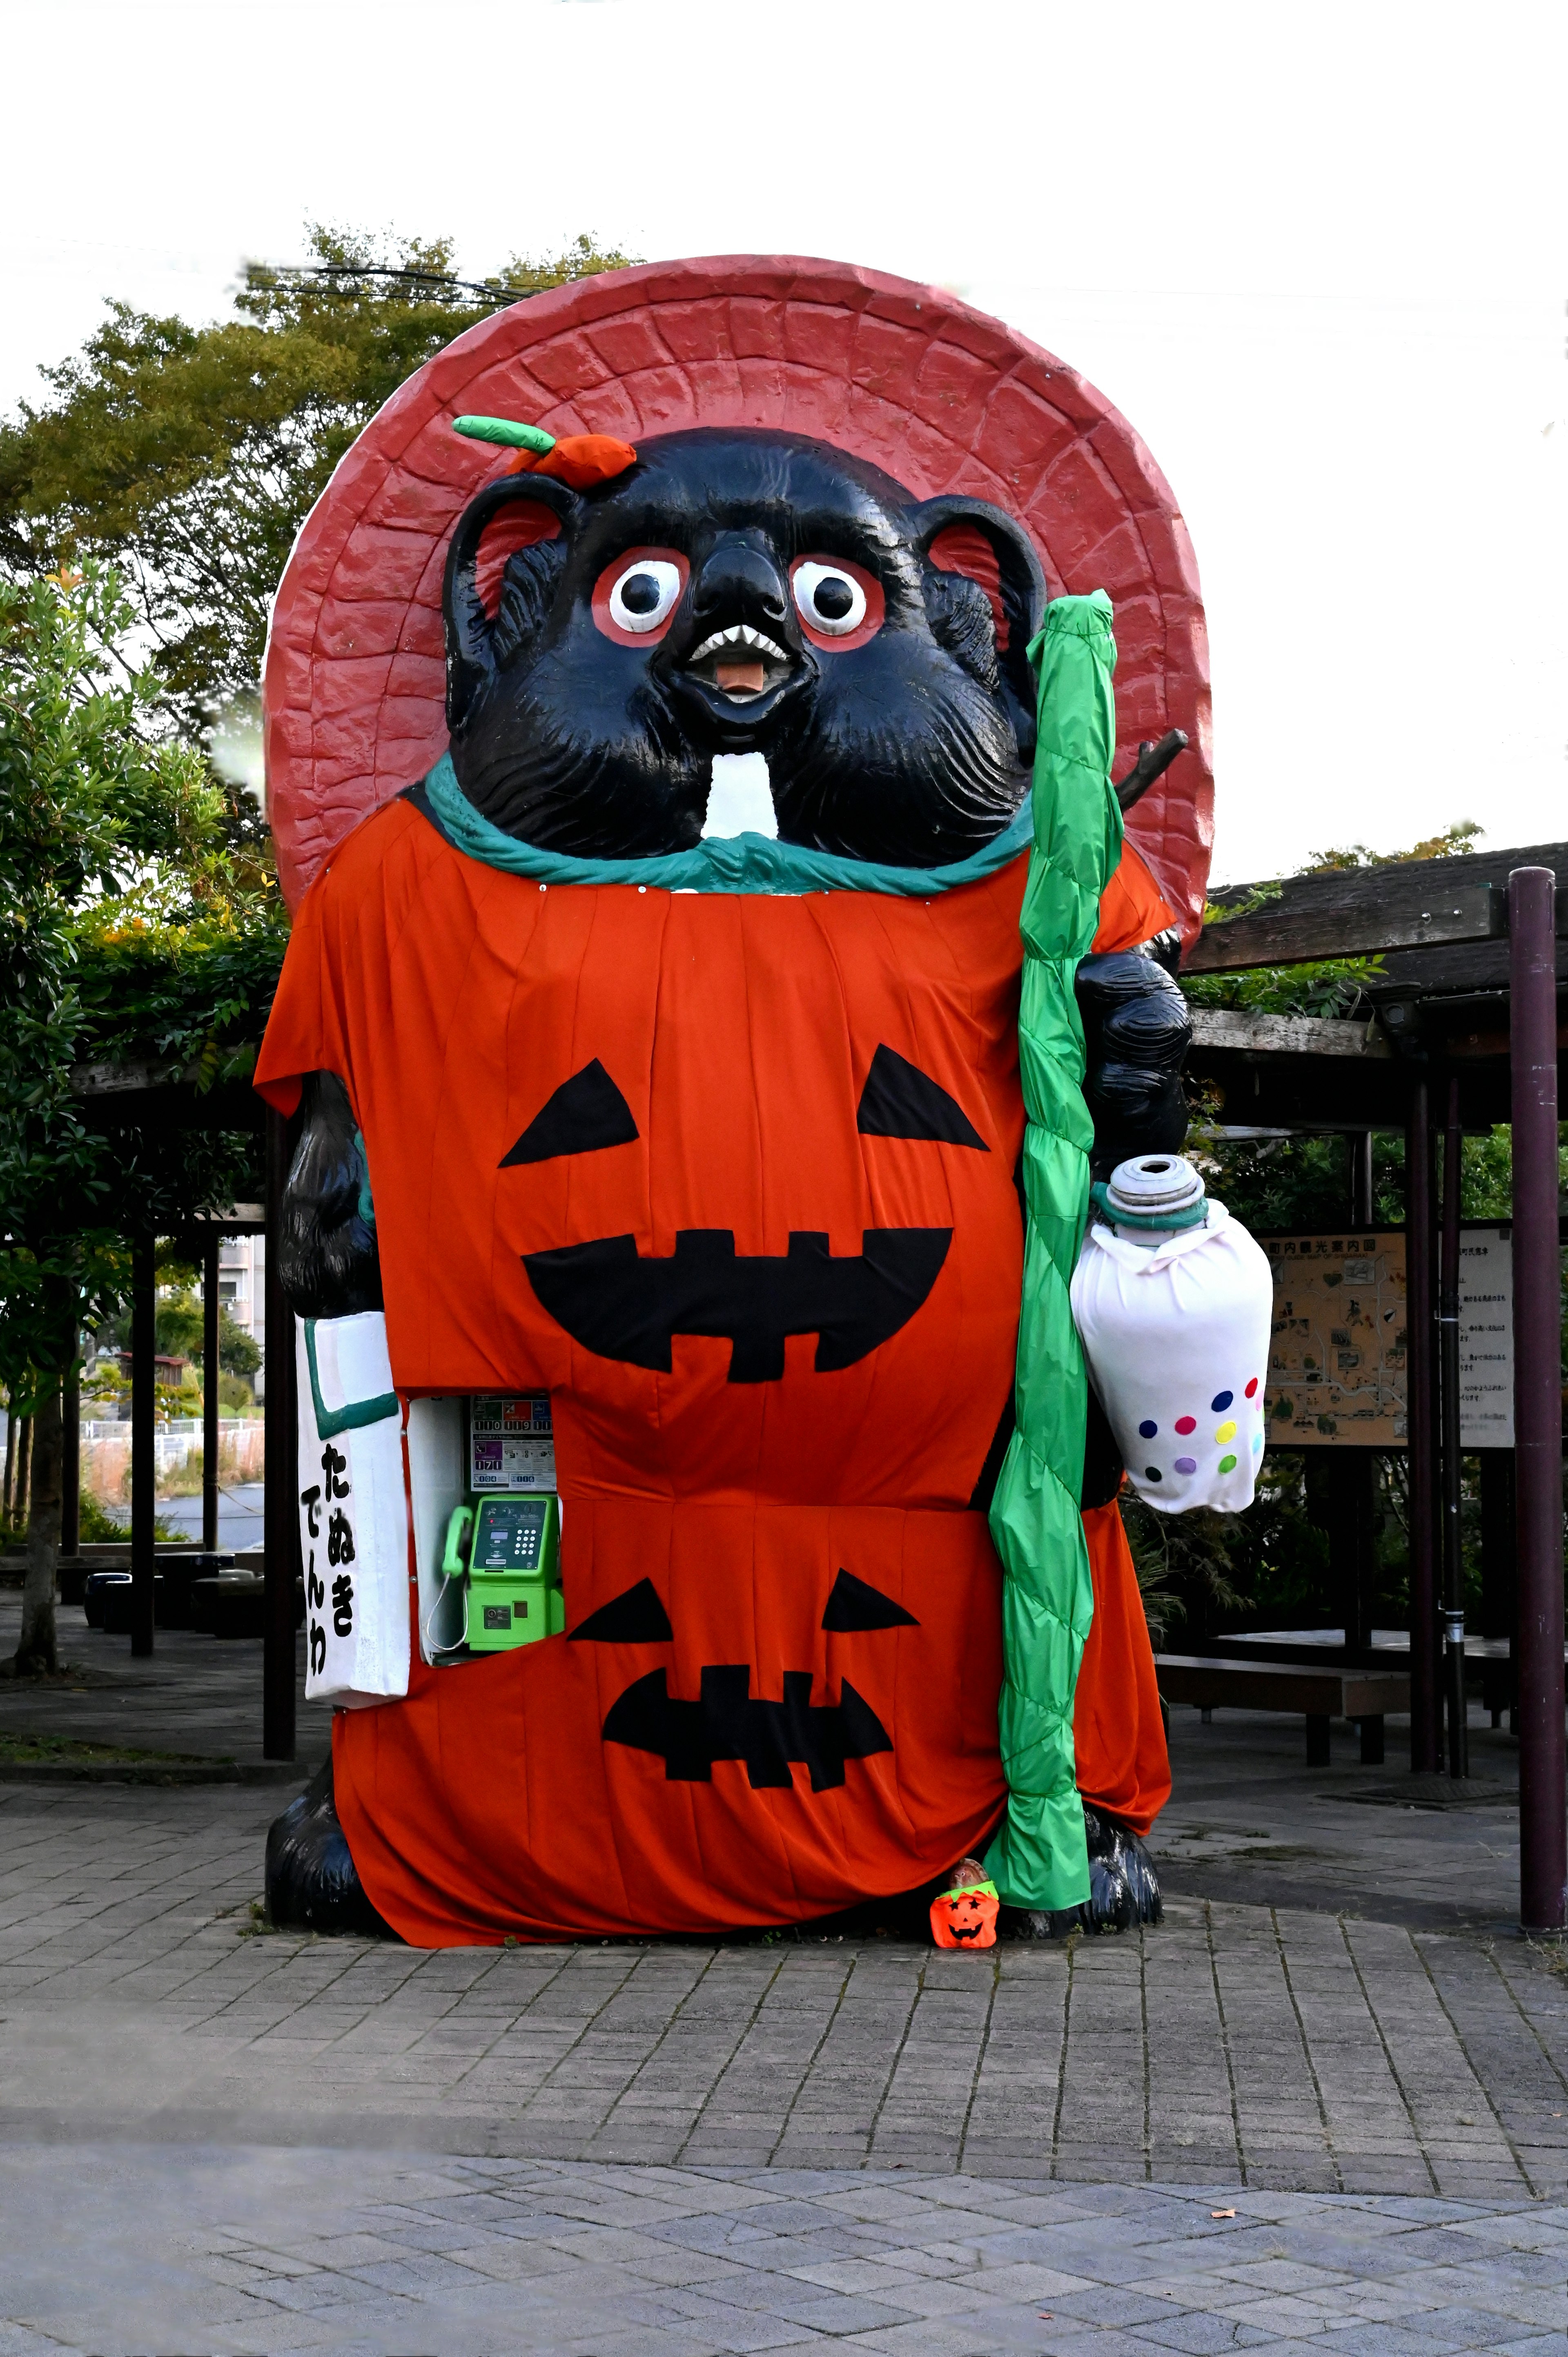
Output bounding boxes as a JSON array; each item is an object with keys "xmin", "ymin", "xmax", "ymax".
[
  {"xmin": 608, "ymin": 559, "xmax": 682, "ymax": 634},
  {"xmin": 793, "ymin": 561, "xmax": 867, "ymax": 637}
]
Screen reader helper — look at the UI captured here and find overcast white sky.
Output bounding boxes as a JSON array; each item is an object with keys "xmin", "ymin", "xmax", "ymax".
[{"xmin": 5, "ymin": 0, "xmax": 1563, "ymax": 883}]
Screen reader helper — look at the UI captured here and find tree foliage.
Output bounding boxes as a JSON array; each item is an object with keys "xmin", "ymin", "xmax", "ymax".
[
  {"xmin": 97, "ymin": 1287, "xmax": 263, "ymax": 1382},
  {"xmin": 0, "ymin": 564, "xmax": 260, "ymax": 1391},
  {"xmin": 0, "ymin": 226, "xmax": 640, "ymax": 739},
  {"xmin": 0, "ymin": 564, "xmax": 269, "ymax": 1663},
  {"xmin": 1301, "ymin": 819, "xmax": 1483, "ymax": 873}
]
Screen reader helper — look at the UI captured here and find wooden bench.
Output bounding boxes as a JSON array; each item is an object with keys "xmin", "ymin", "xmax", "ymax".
[{"xmin": 1155, "ymin": 1654, "xmax": 1412, "ymax": 1766}]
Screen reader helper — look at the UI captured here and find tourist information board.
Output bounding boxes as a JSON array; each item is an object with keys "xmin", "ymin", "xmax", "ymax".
[{"xmin": 1261, "ymin": 1226, "xmax": 1513, "ymax": 1448}]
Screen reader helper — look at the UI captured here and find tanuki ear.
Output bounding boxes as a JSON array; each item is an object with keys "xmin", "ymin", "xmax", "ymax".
[
  {"xmin": 443, "ymin": 473, "xmax": 584, "ymax": 731},
  {"xmin": 908, "ymin": 494, "xmax": 1045, "ymax": 660}
]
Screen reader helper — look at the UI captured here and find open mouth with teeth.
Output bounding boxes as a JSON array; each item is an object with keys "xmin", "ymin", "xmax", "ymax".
[{"xmin": 686, "ymin": 624, "xmax": 795, "ymax": 702}]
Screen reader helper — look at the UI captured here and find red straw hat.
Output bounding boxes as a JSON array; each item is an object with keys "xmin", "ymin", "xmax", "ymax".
[{"xmin": 264, "ymin": 255, "xmax": 1212, "ymax": 930}]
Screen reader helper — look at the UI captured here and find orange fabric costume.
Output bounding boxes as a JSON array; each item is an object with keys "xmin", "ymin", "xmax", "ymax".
[{"xmin": 257, "ymin": 803, "xmax": 1171, "ymax": 1944}]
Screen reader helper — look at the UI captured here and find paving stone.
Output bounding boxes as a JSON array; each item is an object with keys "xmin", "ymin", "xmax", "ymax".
[{"xmin": 4, "ymin": 1612, "xmax": 1568, "ymax": 2347}]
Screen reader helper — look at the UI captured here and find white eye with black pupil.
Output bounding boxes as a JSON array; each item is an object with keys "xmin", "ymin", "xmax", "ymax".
[
  {"xmin": 793, "ymin": 561, "xmax": 866, "ymax": 636},
  {"xmin": 608, "ymin": 559, "xmax": 682, "ymax": 633}
]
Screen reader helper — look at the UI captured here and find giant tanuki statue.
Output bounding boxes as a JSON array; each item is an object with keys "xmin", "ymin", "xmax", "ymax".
[{"xmin": 257, "ymin": 259, "xmax": 1211, "ymax": 1945}]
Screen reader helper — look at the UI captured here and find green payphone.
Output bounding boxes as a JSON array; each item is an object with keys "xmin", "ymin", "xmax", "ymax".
[
  {"xmin": 442, "ymin": 1492, "xmax": 563, "ymax": 1652},
  {"xmin": 427, "ymin": 1394, "xmax": 564, "ymax": 1658}
]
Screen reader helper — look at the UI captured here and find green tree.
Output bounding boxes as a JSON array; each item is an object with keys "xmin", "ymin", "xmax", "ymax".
[
  {"xmin": 102, "ymin": 1287, "xmax": 263, "ymax": 1382},
  {"xmin": 0, "ymin": 226, "xmax": 639, "ymax": 741},
  {"xmin": 0, "ymin": 565, "xmax": 258, "ymax": 1670}
]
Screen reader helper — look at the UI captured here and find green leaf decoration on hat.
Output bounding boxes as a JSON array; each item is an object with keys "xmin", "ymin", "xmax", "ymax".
[{"xmin": 452, "ymin": 416, "xmax": 556, "ymax": 455}]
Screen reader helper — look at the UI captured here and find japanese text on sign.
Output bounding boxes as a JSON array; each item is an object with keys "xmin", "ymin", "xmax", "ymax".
[{"xmin": 303, "ymin": 1439, "xmax": 355, "ymax": 1674}]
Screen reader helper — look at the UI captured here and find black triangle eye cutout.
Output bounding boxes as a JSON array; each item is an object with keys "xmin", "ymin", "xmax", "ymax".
[
  {"xmin": 821, "ymin": 1568, "xmax": 920, "ymax": 1632},
  {"xmin": 501, "ymin": 1059, "xmax": 639, "ymax": 1168},
  {"xmin": 568, "ymin": 1578, "xmax": 674, "ymax": 1644},
  {"xmin": 855, "ymin": 1044, "xmax": 987, "ymax": 1152}
]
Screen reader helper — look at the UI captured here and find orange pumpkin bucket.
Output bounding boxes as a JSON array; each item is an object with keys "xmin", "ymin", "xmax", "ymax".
[{"xmin": 930, "ymin": 1857, "xmax": 1000, "ymax": 1949}]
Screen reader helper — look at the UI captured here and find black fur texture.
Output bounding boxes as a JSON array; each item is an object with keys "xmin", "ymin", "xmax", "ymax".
[
  {"xmin": 266, "ymin": 1756, "xmax": 398, "ymax": 1938},
  {"xmin": 999, "ymin": 1803, "xmax": 1165, "ymax": 1939},
  {"xmin": 1075, "ymin": 946, "xmax": 1193, "ymax": 1180},
  {"xmin": 443, "ymin": 428, "xmax": 1044, "ymax": 870},
  {"xmin": 276, "ymin": 1072, "xmax": 382, "ymax": 1319}
]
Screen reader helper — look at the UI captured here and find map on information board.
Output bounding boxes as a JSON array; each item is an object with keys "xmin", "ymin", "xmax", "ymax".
[
  {"xmin": 1261, "ymin": 1225, "xmax": 1516, "ymax": 1448},
  {"xmin": 1264, "ymin": 1232, "xmax": 1408, "ymax": 1444}
]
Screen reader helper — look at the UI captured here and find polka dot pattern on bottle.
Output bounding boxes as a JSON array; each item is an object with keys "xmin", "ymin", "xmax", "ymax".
[
  {"xmin": 1218, "ymin": 1453, "xmax": 1238, "ymax": 1474},
  {"xmin": 1144, "ymin": 1466, "xmax": 1162, "ymax": 1482},
  {"xmin": 1175, "ymin": 1416, "xmax": 1196, "ymax": 1435},
  {"xmin": 1244, "ymin": 1377, "xmax": 1259, "ymax": 1398},
  {"xmin": 1211, "ymin": 1389, "xmax": 1233, "ymax": 1412},
  {"xmin": 1215, "ymin": 1419, "xmax": 1237, "ymax": 1443},
  {"xmin": 1174, "ymin": 1455, "xmax": 1198, "ymax": 1475},
  {"xmin": 1138, "ymin": 1420, "xmax": 1158, "ymax": 1438}
]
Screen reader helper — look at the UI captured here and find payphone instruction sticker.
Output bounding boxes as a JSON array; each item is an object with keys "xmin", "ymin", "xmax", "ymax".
[{"xmin": 469, "ymin": 1395, "xmax": 556, "ymax": 1491}]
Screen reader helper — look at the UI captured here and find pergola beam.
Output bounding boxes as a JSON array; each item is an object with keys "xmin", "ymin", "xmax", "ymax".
[{"xmin": 1185, "ymin": 839, "xmax": 1568, "ymax": 975}]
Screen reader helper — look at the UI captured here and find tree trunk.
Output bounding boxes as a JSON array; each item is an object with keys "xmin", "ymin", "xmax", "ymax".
[
  {"xmin": 2, "ymin": 1406, "xmax": 14, "ymax": 1531},
  {"xmin": 16, "ymin": 1387, "xmax": 60, "ymax": 1675}
]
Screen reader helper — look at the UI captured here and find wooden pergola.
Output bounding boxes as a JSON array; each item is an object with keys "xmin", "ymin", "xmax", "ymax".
[
  {"xmin": 67, "ymin": 1073, "xmax": 298, "ymax": 1761},
  {"xmin": 1183, "ymin": 838, "xmax": 1566, "ymax": 1927}
]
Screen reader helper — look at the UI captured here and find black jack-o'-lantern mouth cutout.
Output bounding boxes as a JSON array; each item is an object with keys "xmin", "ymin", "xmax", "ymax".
[
  {"xmin": 572, "ymin": 1569, "xmax": 918, "ymax": 1791},
  {"xmin": 505, "ymin": 1046, "xmax": 989, "ymax": 1383},
  {"xmin": 524, "ymin": 1228, "xmax": 951, "ymax": 1385}
]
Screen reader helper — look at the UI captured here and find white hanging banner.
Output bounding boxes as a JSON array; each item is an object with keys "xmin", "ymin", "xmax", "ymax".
[{"xmin": 295, "ymin": 1313, "xmax": 410, "ymax": 1704}]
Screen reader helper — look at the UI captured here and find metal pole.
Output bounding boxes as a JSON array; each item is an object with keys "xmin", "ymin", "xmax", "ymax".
[
  {"xmin": 1439, "ymin": 1075, "xmax": 1468, "ymax": 1776},
  {"xmin": 203, "ymin": 1235, "xmax": 220, "ymax": 1554},
  {"xmin": 60, "ymin": 1362, "xmax": 80, "ymax": 1562},
  {"xmin": 1349, "ymin": 1131, "xmax": 1374, "ymax": 1227},
  {"xmin": 1405, "ymin": 1078, "xmax": 1440, "ymax": 1770},
  {"xmin": 130, "ymin": 1236, "xmax": 156, "ymax": 1656},
  {"xmin": 1509, "ymin": 866, "xmax": 1565, "ymax": 1932},
  {"xmin": 1479, "ymin": 1448, "xmax": 1518, "ymax": 1728},
  {"xmin": 263, "ymin": 1108, "xmax": 298, "ymax": 1762}
]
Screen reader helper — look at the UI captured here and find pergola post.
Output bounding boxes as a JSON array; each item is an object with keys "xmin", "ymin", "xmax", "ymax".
[
  {"xmin": 1330, "ymin": 1131, "xmax": 1379, "ymax": 1661},
  {"xmin": 1405, "ymin": 1079, "xmax": 1440, "ymax": 1771},
  {"xmin": 1509, "ymin": 865, "xmax": 1564, "ymax": 1933},
  {"xmin": 1438, "ymin": 1075, "xmax": 1468, "ymax": 1776},
  {"xmin": 1348, "ymin": 1130, "xmax": 1374, "ymax": 1226},
  {"xmin": 263, "ymin": 1108, "xmax": 297, "ymax": 1762},
  {"xmin": 203, "ymin": 1235, "xmax": 220, "ymax": 1554},
  {"xmin": 129, "ymin": 1235, "xmax": 156, "ymax": 1657}
]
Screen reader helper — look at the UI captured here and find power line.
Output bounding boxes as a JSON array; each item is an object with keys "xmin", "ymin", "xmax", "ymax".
[{"xmin": 264, "ymin": 263, "xmax": 537, "ymax": 304}]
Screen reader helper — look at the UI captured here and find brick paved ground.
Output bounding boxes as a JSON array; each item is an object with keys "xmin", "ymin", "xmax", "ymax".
[
  {"xmin": 2, "ymin": 1601, "xmax": 1566, "ymax": 2348},
  {"xmin": 2, "ymin": 1781, "xmax": 1566, "ymax": 2198},
  {"xmin": 0, "ymin": 1594, "xmax": 334, "ymax": 1770},
  {"xmin": 2, "ymin": 2145, "xmax": 1567, "ymax": 2354}
]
